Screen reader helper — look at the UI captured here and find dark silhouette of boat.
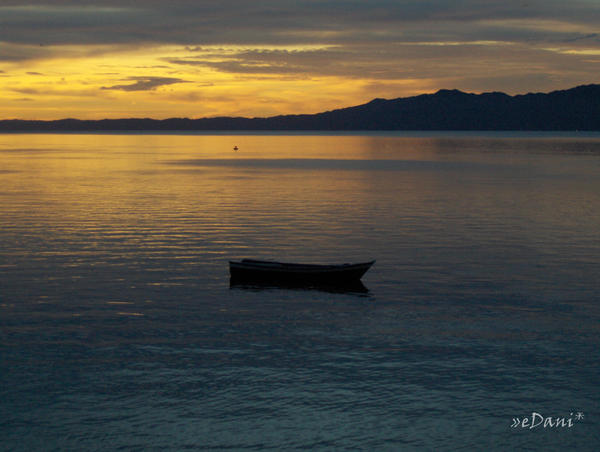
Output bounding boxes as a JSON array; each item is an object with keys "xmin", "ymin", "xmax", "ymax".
[{"xmin": 229, "ymin": 259, "xmax": 375, "ymax": 284}]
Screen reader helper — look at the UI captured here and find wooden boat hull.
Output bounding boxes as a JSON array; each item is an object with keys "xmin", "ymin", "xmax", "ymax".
[{"xmin": 229, "ymin": 259, "xmax": 375, "ymax": 284}]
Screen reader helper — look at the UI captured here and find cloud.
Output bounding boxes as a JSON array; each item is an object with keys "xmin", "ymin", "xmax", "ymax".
[
  {"xmin": 101, "ymin": 76, "xmax": 190, "ymax": 91},
  {"xmin": 11, "ymin": 88, "xmax": 40, "ymax": 95},
  {"xmin": 1, "ymin": 0, "xmax": 599, "ymax": 113},
  {"xmin": 0, "ymin": 43, "xmax": 49, "ymax": 62},
  {"xmin": 164, "ymin": 41, "xmax": 591, "ymax": 82},
  {"xmin": 1, "ymin": 1, "xmax": 599, "ymax": 48},
  {"xmin": 562, "ymin": 33, "xmax": 599, "ymax": 43},
  {"xmin": 9, "ymin": 86, "xmax": 112, "ymax": 99}
]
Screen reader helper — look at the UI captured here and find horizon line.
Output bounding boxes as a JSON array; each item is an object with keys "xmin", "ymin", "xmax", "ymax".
[{"xmin": 2, "ymin": 83, "xmax": 598, "ymax": 123}]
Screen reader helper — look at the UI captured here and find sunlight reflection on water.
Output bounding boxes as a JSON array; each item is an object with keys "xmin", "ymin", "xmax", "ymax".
[{"xmin": 1, "ymin": 133, "xmax": 599, "ymax": 450}]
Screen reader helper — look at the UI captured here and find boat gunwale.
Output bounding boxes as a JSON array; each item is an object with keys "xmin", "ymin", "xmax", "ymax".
[{"xmin": 230, "ymin": 259, "xmax": 375, "ymax": 274}]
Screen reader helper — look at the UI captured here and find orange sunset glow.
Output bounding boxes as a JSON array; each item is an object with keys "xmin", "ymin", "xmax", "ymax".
[{"xmin": 1, "ymin": 1, "xmax": 599, "ymax": 119}]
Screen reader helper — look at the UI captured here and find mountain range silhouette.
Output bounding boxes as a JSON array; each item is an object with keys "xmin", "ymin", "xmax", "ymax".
[{"xmin": 2, "ymin": 84, "xmax": 599, "ymax": 131}]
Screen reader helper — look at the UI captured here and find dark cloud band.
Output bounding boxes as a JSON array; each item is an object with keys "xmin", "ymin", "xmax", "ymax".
[
  {"xmin": 1, "ymin": 1, "xmax": 598, "ymax": 48},
  {"xmin": 101, "ymin": 76, "xmax": 189, "ymax": 91}
]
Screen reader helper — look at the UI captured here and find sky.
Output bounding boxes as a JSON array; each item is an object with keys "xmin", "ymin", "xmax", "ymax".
[{"xmin": 1, "ymin": 0, "xmax": 599, "ymax": 120}]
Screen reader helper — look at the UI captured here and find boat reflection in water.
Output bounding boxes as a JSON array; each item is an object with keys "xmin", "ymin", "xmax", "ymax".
[
  {"xmin": 229, "ymin": 259, "xmax": 375, "ymax": 294},
  {"xmin": 229, "ymin": 279, "xmax": 370, "ymax": 295}
]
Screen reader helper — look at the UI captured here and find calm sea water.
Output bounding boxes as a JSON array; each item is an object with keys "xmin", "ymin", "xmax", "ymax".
[{"xmin": 1, "ymin": 132, "xmax": 599, "ymax": 451}]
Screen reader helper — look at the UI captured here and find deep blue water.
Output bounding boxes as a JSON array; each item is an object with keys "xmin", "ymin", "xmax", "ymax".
[{"xmin": 1, "ymin": 132, "xmax": 599, "ymax": 450}]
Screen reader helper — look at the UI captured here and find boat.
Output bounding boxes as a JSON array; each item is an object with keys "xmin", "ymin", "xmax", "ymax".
[{"xmin": 229, "ymin": 259, "xmax": 375, "ymax": 284}]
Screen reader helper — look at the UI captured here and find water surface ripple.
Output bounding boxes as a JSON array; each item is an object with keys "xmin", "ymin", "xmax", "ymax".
[{"xmin": 1, "ymin": 133, "xmax": 599, "ymax": 450}]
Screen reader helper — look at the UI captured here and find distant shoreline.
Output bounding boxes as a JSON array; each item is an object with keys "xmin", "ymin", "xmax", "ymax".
[
  {"xmin": 2, "ymin": 130, "xmax": 600, "ymax": 138},
  {"xmin": 2, "ymin": 84, "xmax": 599, "ymax": 132}
]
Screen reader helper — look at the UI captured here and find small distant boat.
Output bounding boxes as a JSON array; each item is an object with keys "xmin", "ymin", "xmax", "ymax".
[{"xmin": 229, "ymin": 259, "xmax": 375, "ymax": 284}]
